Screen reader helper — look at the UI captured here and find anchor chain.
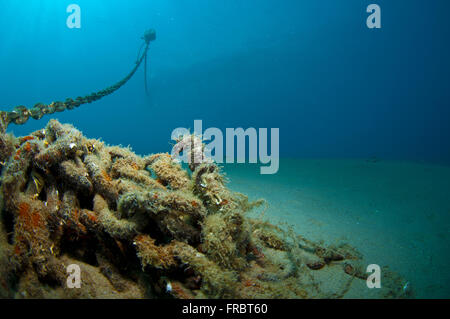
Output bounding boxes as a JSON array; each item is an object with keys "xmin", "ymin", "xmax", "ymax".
[{"xmin": 0, "ymin": 29, "xmax": 156, "ymax": 133}]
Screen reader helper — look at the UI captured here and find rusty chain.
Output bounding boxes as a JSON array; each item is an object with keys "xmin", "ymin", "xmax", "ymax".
[{"xmin": 0, "ymin": 29, "xmax": 156, "ymax": 133}]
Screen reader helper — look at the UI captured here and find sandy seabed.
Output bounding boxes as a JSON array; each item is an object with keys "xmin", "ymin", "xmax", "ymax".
[{"xmin": 226, "ymin": 158, "xmax": 450, "ymax": 298}]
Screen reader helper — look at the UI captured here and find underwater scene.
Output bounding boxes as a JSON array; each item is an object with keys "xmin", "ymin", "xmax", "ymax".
[{"xmin": 0, "ymin": 0, "xmax": 449, "ymax": 299}]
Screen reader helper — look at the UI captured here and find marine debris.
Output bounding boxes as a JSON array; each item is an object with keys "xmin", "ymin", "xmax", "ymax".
[{"xmin": 0, "ymin": 120, "xmax": 410, "ymax": 298}]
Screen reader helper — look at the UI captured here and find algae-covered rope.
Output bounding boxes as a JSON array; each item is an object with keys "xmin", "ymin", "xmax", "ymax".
[{"xmin": 0, "ymin": 29, "xmax": 156, "ymax": 133}]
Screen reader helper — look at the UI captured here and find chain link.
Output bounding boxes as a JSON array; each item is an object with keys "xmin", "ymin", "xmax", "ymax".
[{"xmin": 1, "ymin": 38, "xmax": 151, "ymax": 132}]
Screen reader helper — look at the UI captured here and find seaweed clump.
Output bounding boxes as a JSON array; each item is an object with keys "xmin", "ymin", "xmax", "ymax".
[{"xmin": 0, "ymin": 120, "xmax": 409, "ymax": 298}]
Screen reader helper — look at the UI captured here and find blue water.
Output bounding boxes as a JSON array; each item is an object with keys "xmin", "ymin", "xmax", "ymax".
[
  {"xmin": 1, "ymin": 0, "xmax": 449, "ymax": 298},
  {"xmin": 1, "ymin": 0, "xmax": 449, "ymax": 163}
]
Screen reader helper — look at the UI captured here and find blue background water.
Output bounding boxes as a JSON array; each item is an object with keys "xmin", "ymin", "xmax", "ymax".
[{"xmin": 0, "ymin": 0, "xmax": 449, "ymax": 163}]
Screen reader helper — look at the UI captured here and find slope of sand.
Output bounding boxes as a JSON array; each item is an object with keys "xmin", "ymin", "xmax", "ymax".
[{"xmin": 225, "ymin": 158, "xmax": 450, "ymax": 298}]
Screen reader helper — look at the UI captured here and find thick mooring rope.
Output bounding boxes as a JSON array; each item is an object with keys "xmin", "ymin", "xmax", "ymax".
[{"xmin": 0, "ymin": 29, "xmax": 156, "ymax": 133}]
